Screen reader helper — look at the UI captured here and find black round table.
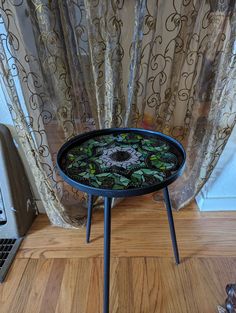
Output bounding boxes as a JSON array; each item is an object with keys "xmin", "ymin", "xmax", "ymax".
[{"xmin": 57, "ymin": 128, "xmax": 186, "ymax": 313}]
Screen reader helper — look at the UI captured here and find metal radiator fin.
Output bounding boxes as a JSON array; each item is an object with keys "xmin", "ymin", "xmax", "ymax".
[{"xmin": 0, "ymin": 238, "xmax": 23, "ymax": 283}]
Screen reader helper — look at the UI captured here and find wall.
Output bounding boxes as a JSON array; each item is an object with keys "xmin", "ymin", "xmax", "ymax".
[{"xmin": 196, "ymin": 125, "xmax": 236, "ymax": 211}]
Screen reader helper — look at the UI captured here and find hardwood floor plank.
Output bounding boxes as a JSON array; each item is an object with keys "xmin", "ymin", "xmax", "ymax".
[
  {"xmin": 39, "ymin": 259, "xmax": 66, "ymax": 313},
  {"xmin": 55, "ymin": 259, "xmax": 80, "ymax": 313},
  {"xmin": 6, "ymin": 259, "xmax": 38, "ymax": 313},
  {"xmin": 146, "ymin": 258, "xmax": 165, "ymax": 313},
  {"xmin": 117, "ymin": 258, "xmax": 134, "ymax": 313},
  {"xmin": 157, "ymin": 258, "xmax": 196, "ymax": 313},
  {"xmin": 70, "ymin": 258, "xmax": 93, "ymax": 313},
  {"xmin": 86, "ymin": 258, "xmax": 103, "ymax": 313},
  {"xmin": 131, "ymin": 258, "xmax": 150, "ymax": 313},
  {"xmin": 110, "ymin": 258, "xmax": 119, "ymax": 313},
  {"xmin": 0, "ymin": 259, "xmax": 29, "ymax": 312},
  {"xmin": 24, "ymin": 258, "xmax": 54, "ymax": 313}
]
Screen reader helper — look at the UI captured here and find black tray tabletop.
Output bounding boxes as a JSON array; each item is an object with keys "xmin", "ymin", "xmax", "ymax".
[{"xmin": 57, "ymin": 128, "xmax": 186, "ymax": 197}]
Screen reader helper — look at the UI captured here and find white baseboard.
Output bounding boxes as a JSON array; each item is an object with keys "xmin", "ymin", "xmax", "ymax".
[{"xmin": 196, "ymin": 190, "xmax": 236, "ymax": 211}]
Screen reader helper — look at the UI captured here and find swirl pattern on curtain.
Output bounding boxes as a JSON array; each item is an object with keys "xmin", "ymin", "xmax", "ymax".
[{"xmin": 0, "ymin": 0, "xmax": 235, "ymax": 227}]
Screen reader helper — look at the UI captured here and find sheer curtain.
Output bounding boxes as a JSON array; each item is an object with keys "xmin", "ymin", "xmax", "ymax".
[{"xmin": 0, "ymin": 0, "xmax": 235, "ymax": 227}]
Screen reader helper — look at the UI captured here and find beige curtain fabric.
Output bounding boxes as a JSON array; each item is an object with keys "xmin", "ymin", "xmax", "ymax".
[{"xmin": 0, "ymin": 0, "xmax": 236, "ymax": 227}]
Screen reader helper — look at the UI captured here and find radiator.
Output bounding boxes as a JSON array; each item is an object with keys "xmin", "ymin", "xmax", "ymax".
[{"xmin": 0, "ymin": 124, "xmax": 37, "ymax": 282}]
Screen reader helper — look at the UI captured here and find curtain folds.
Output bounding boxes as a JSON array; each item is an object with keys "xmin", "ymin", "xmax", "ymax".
[{"xmin": 0, "ymin": 0, "xmax": 235, "ymax": 227}]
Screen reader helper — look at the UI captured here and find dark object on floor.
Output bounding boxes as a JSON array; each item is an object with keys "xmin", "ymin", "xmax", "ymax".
[
  {"xmin": 0, "ymin": 238, "xmax": 23, "ymax": 283},
  {"xmin": 0, "ymin": 124, "xmax": 37, "ymax": 282},
  {"xmin": 225, "ymin": 284, "xmax": 236, "ymax": 313}
]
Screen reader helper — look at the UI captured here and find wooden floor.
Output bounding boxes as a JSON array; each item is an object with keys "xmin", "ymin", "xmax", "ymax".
[{"xmin": 1, "ymin": 194, "xmax": 236, "ymax": 313}]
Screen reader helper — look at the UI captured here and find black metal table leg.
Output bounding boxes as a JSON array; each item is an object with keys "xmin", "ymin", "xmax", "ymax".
[
  {"xmin": 104, "ymin": 197, "xmax": 111, "ymax": 313},
  {"xmin": 86, "ymin": 194, "xmax": 94, "ymax": 243},
  {"xmin": 163, "ymin": 187, "xmax": 180, "ymax": 264}
]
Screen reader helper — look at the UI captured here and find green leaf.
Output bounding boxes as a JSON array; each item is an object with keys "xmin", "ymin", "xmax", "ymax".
[
  {"xmin": 112, "ymin": 184, "xmax": 125, "ymax": 190},
  {"xmin": 78, "ymin": 172, "xmax": 90, "ymax": 179},
  {"xmin": 132, "ymin": 173, "xmax": 141, "ymax": 180},
  {"xmin": 153, "ymin": 172, "xmax": 164, "ymax": 181},
  {"xmin": 150, "ymin": 160, "xmax": 163, "ymax": 168},
  {"xmin": 164, "ymin": 163, "xmax": 175, "ymax": 169},
  {"xmin": 119, "ymin": 176, "xmax": 130, "ymax": 186},
  {"xmin": 131, "ymin": 168, "xmax": 165, "ymax": 184},
  {"xmin": 80, "ymin": 162, "xmax": 87, "ymax": 167},
  {"xmin": 75, "ymin": 155, "xmax": 87, "ymax": 161},
  {"xmin": 150, "ymin": 155, "xmax": 157, "ymax": 160},
  {"xmin": 93, "ymin": 178, "xmax": 103, "ymax": 185},
  {"xmin": 151, "ymin": 158, "xmax": 175, "ymax": 171},
  {"xmin": 68, "ymin": 153, "xmax": 75, "ymax": 161},
  {"xmin": 131, "ymin": 171, "xmax": 144, "ymax": 182},
  {"xmin": 156, "ymin": 144, "xmax": 169, "ymax": 151},
  {"xmin": 141, "ymin": 169, "xmax": 154, "ymax": 175},
  {"xmin": 96, "ymin": 173, "xmax": 111, "ymax": 178},
  {"xmin": 90, "ymin": 181, "xmax": 100, "ymax": 188},
  {"xmin": 142, "ymin": 145, "xmax": 157, "ymax": 152},
  {"xmin": 94, "ymin": 158, "xmax": 103, "ymax": 164}
]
